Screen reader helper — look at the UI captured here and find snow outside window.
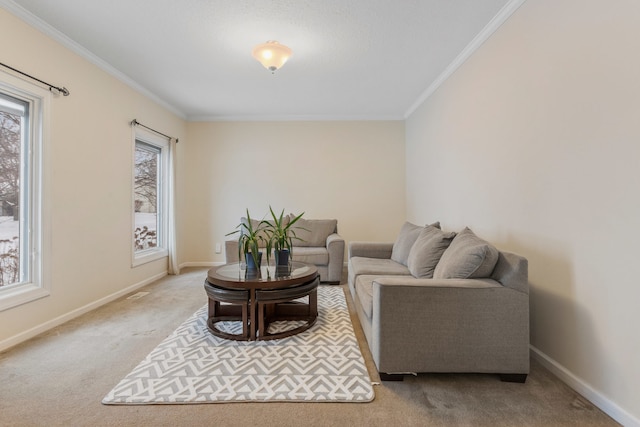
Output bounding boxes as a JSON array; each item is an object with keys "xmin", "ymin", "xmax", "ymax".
[
  {"xmin": 0, "ymin": 75, "xmax": 50, "ymax": 311},
  {"xmin": 133, "ymin": 130, "xmax": 168, "ymax": 266}
]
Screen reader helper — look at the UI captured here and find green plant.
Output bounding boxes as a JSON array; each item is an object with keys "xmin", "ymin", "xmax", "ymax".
[
  {"xmin": 225, "ymin": 208, "xmax": 267, "ymax": 267},
  {"xmin": 265, "ymin": 206, "xmax": 305, "ymax": 257}
]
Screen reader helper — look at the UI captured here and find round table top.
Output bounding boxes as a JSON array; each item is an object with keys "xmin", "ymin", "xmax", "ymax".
[{"xmin": 207, "ymin": 261, "xmax": 318, "ymax": 290}]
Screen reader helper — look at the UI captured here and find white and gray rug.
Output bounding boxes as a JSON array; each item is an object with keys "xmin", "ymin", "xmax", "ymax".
[{"xmin": 102, "ymin": 286, "xmax": 375, "ymax": 404}]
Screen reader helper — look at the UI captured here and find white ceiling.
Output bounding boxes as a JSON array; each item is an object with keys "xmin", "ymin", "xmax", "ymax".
[{"xmin": 3, "ymin": 0, "xmax": 516, "ymax": 121}]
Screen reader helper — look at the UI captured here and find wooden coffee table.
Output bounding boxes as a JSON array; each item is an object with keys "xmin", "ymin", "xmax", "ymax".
[{"xmin": 204, "ymin": 262, "xmax": 319, "ymax": 341}]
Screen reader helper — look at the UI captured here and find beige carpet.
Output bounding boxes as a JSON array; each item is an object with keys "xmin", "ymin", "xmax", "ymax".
[{"xmin": 0, "ymin": 268, "xmax": 619, "ymax": 426}]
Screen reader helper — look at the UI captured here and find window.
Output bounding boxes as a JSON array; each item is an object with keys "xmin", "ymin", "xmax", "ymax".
[
  {"xmin": 0, "ymin": 74, "xmax": 49, "ymax": 311},
  {"xmin": 0, "ymin": 94, "xmax": 25, "ymax": 287},
  {"xmin": 133, "ymin": 129, "xmax": 168, "ymax": 265}
]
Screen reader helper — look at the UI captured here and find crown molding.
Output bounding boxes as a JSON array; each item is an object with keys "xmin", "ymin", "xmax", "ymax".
[
  {"xmin": 404, "ymin": 0, "xmax": 528, "ymax": 119},
  {"xmin": 187, "ymin": 113, "xmax": 405, "ymax": 122},
  {"xmin": 0, "ymin": 0, "xmax": 187, "ymax": 120}
]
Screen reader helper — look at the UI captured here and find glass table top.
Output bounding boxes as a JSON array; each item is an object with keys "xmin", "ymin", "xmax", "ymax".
[{"xmin": 208, "ymin": 261, "xmax": 317, "ymax": 286}]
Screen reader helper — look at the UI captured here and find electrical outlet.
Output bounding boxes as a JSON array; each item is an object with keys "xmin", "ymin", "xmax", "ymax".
[{"xmin": 215, "ymin": 243, "xmax": 222, "ymax": 253}]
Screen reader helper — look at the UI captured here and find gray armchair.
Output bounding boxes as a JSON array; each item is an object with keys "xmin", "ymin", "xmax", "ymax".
[{"xmin": 225, "ymin": 216, "xmax": 345, "ymax": 284}]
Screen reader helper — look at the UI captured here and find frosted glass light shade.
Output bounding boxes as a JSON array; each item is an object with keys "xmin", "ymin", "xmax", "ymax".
[{"xmin": 252, "ymin": 41, "xmax": 292, "ymax": 72}]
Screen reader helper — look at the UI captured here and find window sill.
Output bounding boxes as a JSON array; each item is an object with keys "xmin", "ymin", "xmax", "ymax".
[
  {"xmin": 0, "ymin": 283, "xmax": 50, "ymax": 312},
  {"xmin": 132, "ymin": 248, "xmax": 168, "ymax": 267}
]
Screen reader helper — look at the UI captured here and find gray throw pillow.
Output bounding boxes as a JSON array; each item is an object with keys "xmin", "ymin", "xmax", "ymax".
[
  {"xmin": 391, "ymin": 221, "xmax": 440, "ymax": 266},
  {"xmin": 291, "ymin": 217, "xmax": 337, "ymax": 247},
  {"xmin": 407, "ymin": 226, "xmax": 456, "ymax": 278},
  {"xmin": 433, "ymin": 227, "xmax": 499, "ymax": 279}
]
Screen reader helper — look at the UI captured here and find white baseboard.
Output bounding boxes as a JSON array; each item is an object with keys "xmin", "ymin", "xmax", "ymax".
[
  {"xmin": 0, "ymin": 271, "xmax": 167, "ymax": 353},
  {"xmin": 179, "ymin": 261, "xmax": 223, "ymax": 269},
  {"xmin": 531, "ymin": 346, "xmax": 639, "ymax": 427}
]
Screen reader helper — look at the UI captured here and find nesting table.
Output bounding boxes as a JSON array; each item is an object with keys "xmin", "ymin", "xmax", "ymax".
[{"xmin": 204, "ymin": 262, "xmax": 319, "ymax": 341}]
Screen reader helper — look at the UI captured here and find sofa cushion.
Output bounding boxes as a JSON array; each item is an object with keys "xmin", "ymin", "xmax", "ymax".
[
  {"xmin": 406, "ymin": 225, "xmax": 456, "ymax": 278},
  {"xmin": 291, "ymin": 216, "xmax": 337, "ymax": 247},
  {"xmin": 391, "ymin": 221, "xmax": 441, "ymax": 266},
  {"xmin": 291, "ymin": 246, "xmax": 329, "ymax": 266},
  {"xmin": 355, "ymin": 275, "xmax": 376, "ymax": 320},
  {"xmin": 349, "ymin": 256, "xmax": 411, "ymax": 278},
  {"xmin": 355, "ymin": 274, "xmax": 415, "ymax": 320},
  {"xmin": 434, "ymin": 227, "xmax": 499, "ymax": 279}
]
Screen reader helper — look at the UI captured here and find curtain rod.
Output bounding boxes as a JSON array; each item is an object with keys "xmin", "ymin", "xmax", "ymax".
[
  {"xmin": 131, "ymin": 119, "xmax": 179, "ymax": 143},
  {"xmin": 0, "ymin": 61, "xmax": 70, "ymax": 96}
]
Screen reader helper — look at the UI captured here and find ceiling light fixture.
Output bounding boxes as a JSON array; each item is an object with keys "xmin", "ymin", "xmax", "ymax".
[{"xmin": 252, "ymin": 40, "xmax": 292, "ymax": 73}]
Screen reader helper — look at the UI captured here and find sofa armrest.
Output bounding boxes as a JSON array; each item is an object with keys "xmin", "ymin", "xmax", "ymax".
[
  {"xmin": 373, "ymin": 276, "xmax": 502, "ymax": 289},
  {"xmin": 369, "ymin": 278, "xmax": 530, "ymax": 374},
  {"xmin": 348, "ymin": 241, "xmax": 393, "ymax": 259}
]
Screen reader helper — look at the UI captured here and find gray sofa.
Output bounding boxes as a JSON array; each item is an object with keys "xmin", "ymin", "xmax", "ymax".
[
  {"xmin": 226, "ymin": 215, "xmax": 345, "ymax": 284},
  {"xmin": 348, "ymin": 222, "xmax": 530, "ymax": 382}
]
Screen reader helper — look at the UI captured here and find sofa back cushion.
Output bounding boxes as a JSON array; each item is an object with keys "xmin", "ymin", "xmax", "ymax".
[
  {"xmin": 291, "ymin": 216, "xmax": 337, "ymax": 247},
  {"xmin": 433, "ymin": 227, "xmax": 499, "ymax": 279},
  {"xmin": 407, "ymin": 225, "xmax": 456, "ymax": 278},
  {"xmin": 391, "ymin": 221, "xmax": 440, "ymax": 266}
]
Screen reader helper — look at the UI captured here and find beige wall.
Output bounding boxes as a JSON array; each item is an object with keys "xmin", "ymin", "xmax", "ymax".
[
  {"xmin": 181, "ymin": 121, "xmax": 405, "ymax": 264},
  {"xmin": 0, "ymin": 9, "xmax": 187, "ymax": 348},
  {"xmin": 405, "ymin": 0, "xmax": 640, "ymax": 424}
]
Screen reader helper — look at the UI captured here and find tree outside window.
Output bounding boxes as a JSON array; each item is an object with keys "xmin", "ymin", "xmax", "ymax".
[
  {"xmin": 0, "ymin": 78, "xmax": 49, "ymax": 311},
  {"xmin": 0, "ymin": 102, "xmax": 23, "ymax": 287},
  {"xmin": 134, "ymin": 141, "xmax": 160, "ymax": 252}
]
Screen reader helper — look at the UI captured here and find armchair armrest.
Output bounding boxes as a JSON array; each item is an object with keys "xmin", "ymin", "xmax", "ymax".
[
  {"xmin": 326, "ymin": 233, "xmax": 345, "ymax": 254},
  {"xmin": 326, "ymin": 233, "xmax": 345, "ymax": 283},
  {"xmin": 348, "ymin": 241, "xmax": 393, "ymax": 259},
  {"xmin": 224, "ymin": 240, "xmax": 240, "ymax": 263}
]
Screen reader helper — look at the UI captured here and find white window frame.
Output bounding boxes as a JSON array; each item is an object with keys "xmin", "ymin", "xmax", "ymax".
[
  {"xmin": 0, "ymin": 72, "xmax": 51, "ymax": 312},
  {"xmin": 132, "ymin": 127, "xmax": 168, "ymax": 266}
]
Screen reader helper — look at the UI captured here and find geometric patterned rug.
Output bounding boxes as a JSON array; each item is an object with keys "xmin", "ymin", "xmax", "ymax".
[{"xmin": 102, "ymin": 286, "xmax": 375, "ymax": 404}]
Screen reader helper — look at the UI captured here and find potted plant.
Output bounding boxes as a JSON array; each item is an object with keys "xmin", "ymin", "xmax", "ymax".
[
  {"xmin": 226, "ymin": 209, "xmax": 266, "ymax": 271},
  {"xmin": 265, "ymin": 206, "xmax": 305, "ymax": 267}
]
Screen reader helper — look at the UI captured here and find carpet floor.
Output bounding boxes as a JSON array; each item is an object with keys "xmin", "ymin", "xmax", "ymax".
[{"xmin": 0, "ymin": 267, "xmax": 619, "ymax": 426}]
